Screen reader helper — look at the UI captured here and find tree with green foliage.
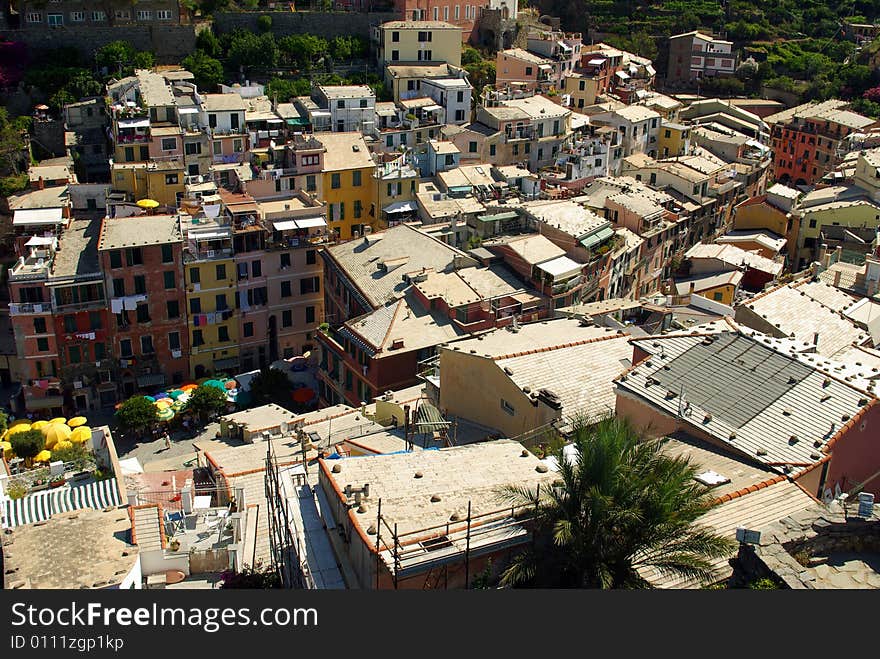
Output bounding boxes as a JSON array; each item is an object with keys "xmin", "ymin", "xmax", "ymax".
[
  {"xmin": 606, "ymin": 31, "xmax": 658, "ymax": 60},
  {"xmin": 96, "ymin": 40, "xmax": 136, "ymax": 74},
  {"xmin": 185, "ymin": 386, "xmax": 228, "ymax": 423},
  {"xmin": 266, "ymin": 77, "xmax": 312, "ymax": 102},
  {"xmin": 95, "ymin": 41, "xmax": 156, "ymax": 78},
  {"xmin": 182, "ymin": 49, "xmax": 225, "ymax": 92},
  {"xmin": 499, "ymin": 416, "xmax": 737, "ymax": 588},
  {"xmin": 461, "ymin": 48, "xmax": 496, "ymax": 93},
  {"xmin": 257, "ymin": 15, "xmax": 273, "ymax": 33},
  {"xmin": 248, "ymin": 367, "xmax": 293, "ymax": 408},
  {"xmin": 0, "ymin": 109, "xmax": 30, "ymax": 197},
  {"xmin": 196, "ymin": 29, "xmax": 223, "ymax": 58},
  {"xmin": 10, "ymin": 429, "xmax": 45, "ymax": 464},
  {"xmin": 132, "ymin": 51, "xmax": 156, "ymax": 70},
  {"xmin": 278, "ymin": 34, "xmax": 328, "ymax": 68},
  {"xmin": 116, "ymin": 396, "xmax": 159, "ymax": 436},
  {"xmin": 227, "ymin": 30, "xmax": 279, "ymax": 71}
]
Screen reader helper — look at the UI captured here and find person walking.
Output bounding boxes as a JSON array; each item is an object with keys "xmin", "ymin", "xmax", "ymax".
[{"xmin": 163, "ymin": 431, "xmax": 172, "ymax": 451}]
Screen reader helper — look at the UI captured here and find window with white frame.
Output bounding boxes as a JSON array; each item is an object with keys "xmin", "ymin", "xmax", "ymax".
[
  {"xmin": 47, "ymin": 13, "xmax": 63, "ymax": 26},
  {"xmin": 233, "ymin": 138, "xmax": 243, "ymax": 153},
  {"xmin": 157, "ymin": 10, "xmax": 173, "ymax": 20},
  {"xmin": 92, "ymin": 11, "xmax": 106, "ymax": 21},
  {"xmin": 25, "ymin": 12, "xmax": 42, "ymax": 23},
  {"xmin": 71, "ymin": 11, "xmax": 85, "ymax": 22},
  {"xmin": 137, "ymin": 10, "xmax": 153, "ymax": 20},
  {"xmin": 443, "ymin": 7, "xmax": 449, "ymax": 20},
  {"xmin": 433, "ymin": 7, "xmax": 439, "ymax": 20},
  {"xmin": 161, "ymin": 137, "xmax": 177, "ymax": 151},
  {"xmin": 115, "ymin": 11, "xmax": 131, "ymax": 20}
]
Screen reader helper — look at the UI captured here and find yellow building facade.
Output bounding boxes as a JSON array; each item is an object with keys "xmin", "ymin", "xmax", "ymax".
[
  {"xmin": 317, "ymin": 133, "xmax": 378, "ymax": 240},
  {"xmin": 561, "ymin": 73, "xmax": 599, "ymax": 110},
  {"xmin": 111, "ymin": 162, "xmax": 185, "ymax": 208},
  {"xmin": 657, "ymin": 122, "xmax": 690, "ymax": 158},
  {"xmin": 183, "ymin": 228, "xmax": 240, "ymax": 378}
]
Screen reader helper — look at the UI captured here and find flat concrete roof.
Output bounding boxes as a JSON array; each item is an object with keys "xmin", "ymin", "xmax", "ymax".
[
  {"xmin": 99, "ymin": 214, "xmax": 182, "ymax": 250},
  {"xmin": 2, "ymin": 508, "xmax": 137, "ymax": 589},
  {"xmin": 321, "ymin": 439, "xmax": 558, "ymax": 537}
]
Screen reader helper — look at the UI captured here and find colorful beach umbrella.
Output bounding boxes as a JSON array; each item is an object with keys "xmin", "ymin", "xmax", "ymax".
[
  {"xmin": 180, "ymin": 384, "xmax": 198, "ymax": 391},
  {"xmin": 49, "ymin": 417, "xmax": 67, "ymax": 425},
  {"xmin": 52, "ymin": 440, "xmax": 73, "ymax": 453},
  {"xmin": 44, "ymin": 424, "xmax": 71, "ymax": 446},
  {"xmin": 0, "ymin": 440, "xmax": 12, "ymax": 458},
  {"xmin": 136, "ymin": 198, "xmax": 159, "ymax": 209},
  {"xmin": 31, "ymin": 420, "xmax": 49, "ymax": 430},
  {"xmin": 34, "ymin": 450, "xmax": 52, "ymax": 463},
  {"xmin": 157, "ymin": 408, "xmax": 174, "ymax": 421},
  {"xmin": 67, "ymin": 416, "xmax": 87, "ymax": 428},
  {"xmin": 70, "ymin": 426, "xmax": 91, "ymax": 444},
  {"xmin": 7, "ymin": 423, "xmax": 32, "ymax": 435},
  {"xmin": 144, "ymin": 396, "xmax": 156, "ymax": 402}
]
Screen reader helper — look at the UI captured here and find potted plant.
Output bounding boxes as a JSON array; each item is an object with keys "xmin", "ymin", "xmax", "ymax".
[
  {"xmin": 49, "ymin": 475, "xmax": 66, "ymax": 488},
  {"xmin": 169, "ymin": 538, "xmax": 181, "ymax": 552}
]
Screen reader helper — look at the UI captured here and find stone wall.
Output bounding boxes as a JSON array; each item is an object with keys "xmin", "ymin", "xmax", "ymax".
[
  {"xmin": 732, "ymin": 505, "xmax": 880, "ymax": 589},
  {"xmin": 0, "ymin": 25, "xmax": 198, "ymax": 64},
  {"xmin": 212, "ymin": 11, "xmax": 399, "ymax": 40}
]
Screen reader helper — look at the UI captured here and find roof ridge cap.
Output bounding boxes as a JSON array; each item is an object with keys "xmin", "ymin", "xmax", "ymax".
[{"xmin": 495, "ymin": 332, "xmax": 625, "ymax": 361}]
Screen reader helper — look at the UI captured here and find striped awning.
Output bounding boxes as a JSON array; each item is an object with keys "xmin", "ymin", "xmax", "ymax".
[{"xmin": 2, "ymin": 478, "xmax": 123, "ymax": 529}]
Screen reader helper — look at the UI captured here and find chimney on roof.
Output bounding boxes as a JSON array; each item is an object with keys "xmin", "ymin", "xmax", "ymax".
[{"xmin": 813, "ymin": 332, "xmax": 820, "ymax": 346}]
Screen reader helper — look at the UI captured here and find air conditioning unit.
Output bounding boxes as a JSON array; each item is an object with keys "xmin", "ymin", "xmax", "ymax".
[{"xmin": 172, "ymin": 350, "xmax": 182, "ymax": 358}]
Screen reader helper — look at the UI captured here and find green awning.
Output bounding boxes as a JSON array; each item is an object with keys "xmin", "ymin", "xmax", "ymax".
[
  {"xmin": 477, "ymin": 211, "xmax": 519, "ymax": 223},
  {"xmin": 414, "ymin": 402, "xmax": 450, "ymax": 432},
  {"xmin": 449, "ymin": 185, "xmax": 472, "ymax": 194},
  {"xmin": 580, "ymin": 226, "xmax": 614, "ymax": 250},
  {"xmin": 286, "ymin": 117, "xmax": 309, "ymax": 126}
]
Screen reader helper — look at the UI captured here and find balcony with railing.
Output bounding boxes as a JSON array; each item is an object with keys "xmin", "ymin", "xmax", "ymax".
[
  {"xmin": 505, "ymin": 125, "xmax": 536, "ymax": 142},
  {"xmin": 9, "ymin": 301, "xmax": 50, "ymax": 315}
]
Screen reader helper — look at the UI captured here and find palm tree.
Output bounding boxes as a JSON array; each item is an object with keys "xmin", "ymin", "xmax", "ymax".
[{"xmin": 500, "ymin": 416, "xmax": 737, "ymax": 588}]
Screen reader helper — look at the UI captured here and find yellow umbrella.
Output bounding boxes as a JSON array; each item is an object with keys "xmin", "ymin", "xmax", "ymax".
[
  {"xmin": 34, "ymin": 449, "xmax": 52, "ymax": 463},
  {"xmin": 49, "ymin": 417, "xmax": 67, "ymax": 425},
  {"xmin": 52, "ymin": 440, "xmax": 73, "ymax": 453},
  {"xmin": 136, "ymin": 198, "xmax": 159, "ymax": 209},
  {"xmin": 31, "ymin": 420, "xmax": 49, "ymax": 430},
  {"xmin": 7, "ymin": 423, "xmax": 31, "ymax": 435},
  {"xmin": 44, "ymin": 423, "xmax": 71, "ymax": 446},
  {"xmin": 70, "ymin": 426, "xmax": 91, "ymax": 444},
  {"xmin": 0, "ymin": 440, "xmax": 11, "ymax": 459},
  {"xmin": 155, "ymin": 400, "xmax": 171, "ymax": 410},
  {"xmin": 67, "ymin": 416, "xmax": 87, "ymax": 428}
]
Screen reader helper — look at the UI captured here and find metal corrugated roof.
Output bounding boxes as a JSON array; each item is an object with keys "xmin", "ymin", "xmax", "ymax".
[{"xmin": 617, "ymin": 332, "xmax": 872, "ymax": 471}]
